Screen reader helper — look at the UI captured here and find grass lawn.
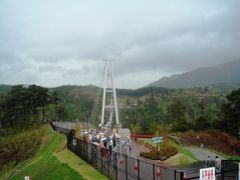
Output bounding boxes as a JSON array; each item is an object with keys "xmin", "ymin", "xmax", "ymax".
[
  {"xmin": 7, "ymin": 126, "xmax": 107, "ymax": 180},
  {"xmin": 169, "ymin": 139, "xmax": 198, "ymax": 161},
  {"xmin": 55, "ymin": 149, "xmax": 106, "ymax": 180},
  {"xmin": 163, "ymin": 140, "xmax": 198, "ymax": 167},
  {"xmin": 12, "ymin": 155, "xmax": 82, "ymax": 180},
  {"xmin": 164, "ymin": 153, "xmax": 196, "ymax": 167}
]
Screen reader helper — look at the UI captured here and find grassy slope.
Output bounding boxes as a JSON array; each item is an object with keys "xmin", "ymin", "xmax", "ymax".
[
  {"xmin": 55, "ymin": 149, "xmax": 107, "ymax": 180},
  {"xmin": 9, "ymin": 126, "xmax": 107, "ymax": 180},
  {"xmin": 164, "ymin": 154, "xmax": 195, "ymax": 167},
  {"xmin": 169, "ymin": 140, "xmax": 198, "ymax": 161},
  {"xmin": 165, "ymin": 140, "xmax": 197, "ymax": 166}
]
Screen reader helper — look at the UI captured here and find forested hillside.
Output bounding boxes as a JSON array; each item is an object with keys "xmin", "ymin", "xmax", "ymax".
[
  {"xmin": 1, "ymin": 84, "xmax": 239, "ymax": 136},
  {"xmin": 51, "ymin": 85, "xmax": 235, "ymax": 135}
]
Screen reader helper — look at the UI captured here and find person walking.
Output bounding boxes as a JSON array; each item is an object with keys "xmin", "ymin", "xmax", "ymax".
[
  {"xmin": 214, "ymin": 156, "xmax": 221, "ymax": 173},
  {"xmin": 109, "ymin": 139, "xmax": 113, "ymax": 154},
  {"xmin": 128, "ymin": 141, "xmax": 132, "ymax": 153},
  {"xmin": 205, "ymin": 156, "xmax": 212, "ymax": 167}
]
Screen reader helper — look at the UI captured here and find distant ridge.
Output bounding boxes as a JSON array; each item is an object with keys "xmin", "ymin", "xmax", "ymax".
[
  {"xmin": 148, "ymin": 60, "xmax": 240, "ymax": 88},
  {"xmin": 0, "ymin": 84, "xmax": 12, "ymax": 93}
]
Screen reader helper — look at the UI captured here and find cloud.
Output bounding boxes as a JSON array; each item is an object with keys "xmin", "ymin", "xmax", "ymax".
[{"xmin": 0, "ymin": 0, "xmax": 240, "ymax": 88}]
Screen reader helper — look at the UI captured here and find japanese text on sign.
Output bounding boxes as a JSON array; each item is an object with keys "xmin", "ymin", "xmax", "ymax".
[{"xmin": 199, "ymin": 167, "xmax": 215, "ymax": 180}]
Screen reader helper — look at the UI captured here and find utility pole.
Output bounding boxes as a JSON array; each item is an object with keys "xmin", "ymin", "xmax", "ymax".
[{"xmin": 100, "ymin": 59, "xmax": 120, "ymax": 132}]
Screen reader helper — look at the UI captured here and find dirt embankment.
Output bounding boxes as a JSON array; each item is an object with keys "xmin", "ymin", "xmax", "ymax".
[{"xmin": 173, "ymin": 130, "xmax": 240, "ymax": 156}]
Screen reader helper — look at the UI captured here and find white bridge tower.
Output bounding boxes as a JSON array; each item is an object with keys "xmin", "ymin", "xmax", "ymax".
[{"xmin": 100, "ymin": 59, "xmax": 120, "ymax": 129}]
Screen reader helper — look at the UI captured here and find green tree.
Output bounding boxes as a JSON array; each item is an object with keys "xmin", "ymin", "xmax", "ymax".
[
  {"xmin": 130, "ymin": 123, "xmax": 140, "ymax": 134},
  {"xmin": 38, "ymin": 86, "xmax": 51, "ymax": 123},
  {"xmin": 221, "ymin": 89, "xmax": 240, "ymax": 134},
  {"xmin": 1, "ymin": 85, "xmax": 57, "ymax": 129},
  {"xmin": 167, "ymin": 99, "xmax": 189, "ymax": 132},
  {"xmin": 138, "ymin": 94, "xmax": 161, "ymax": 134},
  {"xmin": 195, "ymin": 100, "xmax": 210, "ymax": 131},
  {"xmin": 55, "ymin": 103, "xmax": 67, "ymax": 121},
  {"xmin": 0, "ymin": 94, "xmax": 6, "ymax": 128}
]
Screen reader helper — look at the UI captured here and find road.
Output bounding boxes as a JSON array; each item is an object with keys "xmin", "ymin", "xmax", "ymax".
[{"xmin": 184, "ymin": 146, "xmax": 226, "ymax": 161}]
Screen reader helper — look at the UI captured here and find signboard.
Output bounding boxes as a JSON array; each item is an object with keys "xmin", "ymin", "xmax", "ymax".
[
  {"xmin": 152, "ymin": 137, "xmax": 163, "ymax": 144},
  {"xmin": 200, "ymin": 167, "xmax": 215, "ymax": 180}
]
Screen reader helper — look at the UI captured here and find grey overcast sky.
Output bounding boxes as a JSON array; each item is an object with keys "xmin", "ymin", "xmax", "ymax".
[{"xmin": 0, "ymin": 0, "xmax": 240, "ymax": 89}]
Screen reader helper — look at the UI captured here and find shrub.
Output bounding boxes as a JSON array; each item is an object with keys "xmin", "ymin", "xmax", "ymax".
[
  {"xmin": 0, "ymin": 128, "xmax": 18, "ymax": 137},
  {"xmin": 140, "ymin": 152, "xmax": 159, "ymax": 160},
  {"xmin": 0, "ymin": 128, "xmax": 43, "ymax": 169},
  {"xmin": 140, "ymin": 143, "xmax": 178, "ymax": 160}
]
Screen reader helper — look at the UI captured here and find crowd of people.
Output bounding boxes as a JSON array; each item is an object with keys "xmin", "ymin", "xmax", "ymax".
[{"xmin": 81, "ymin": 128, "xmax": 132, "ymax": 155}]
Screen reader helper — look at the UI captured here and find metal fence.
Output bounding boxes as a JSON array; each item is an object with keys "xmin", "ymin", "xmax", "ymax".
[
  {"xmin": 67, "ymin": 134, "xmax": 182, "ymax": 180},
  {"xmin": 181, "ymin": 160, "xmax": 239, "ymax": 180},
  {"xmin": 51, "ymin": 122, "xmax": 239, "ymax": 180}
]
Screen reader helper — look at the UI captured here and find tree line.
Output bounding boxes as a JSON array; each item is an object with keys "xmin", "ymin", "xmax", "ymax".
[
  {"xmin": 2, "ymin": 84, "xmax": 238, "ymax": 136},
  {"xmin": 0, "ymin": 85, "xmax": 67, "ymax": 130},
  {"xmin": 121, "ymin": 88, "xmax": 240, "ymax": 136}
]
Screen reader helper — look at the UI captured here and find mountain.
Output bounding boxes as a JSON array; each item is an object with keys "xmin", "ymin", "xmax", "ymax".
[
  {"xmin": 148, "ymin": 61, "xmax": 240, "ymax": 89},
  {"xmin": 0, "ymin": 84, "xmax": 12, "ymax": 93}
]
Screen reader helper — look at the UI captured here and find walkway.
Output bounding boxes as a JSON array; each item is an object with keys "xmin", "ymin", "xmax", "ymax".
[
  {"xmin": 128, "ymin": 139, "xmax": 149, "ymax": 158},
  {"xmin": 185, "ymin": 146, "xmax": 226, "ymax": 161}
]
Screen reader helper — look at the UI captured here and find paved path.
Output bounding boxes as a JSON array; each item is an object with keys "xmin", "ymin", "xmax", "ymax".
[
  {"xmin": 128, "ymin": 139, "xmax": 149, "ymax": 158},
  {"xmin": 185, "ymin": 146, "xmax": 225, "ymax": 161}
]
